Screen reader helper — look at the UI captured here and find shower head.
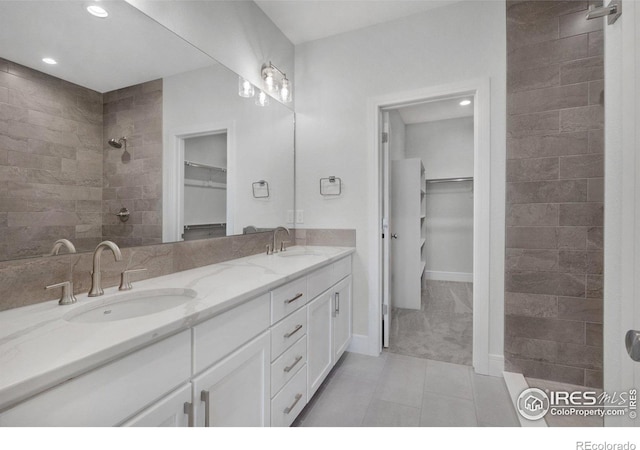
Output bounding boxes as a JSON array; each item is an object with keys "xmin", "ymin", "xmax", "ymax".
[{"xmin": 108, "ymin": 137, "xmax": 127, "ymax": 149}]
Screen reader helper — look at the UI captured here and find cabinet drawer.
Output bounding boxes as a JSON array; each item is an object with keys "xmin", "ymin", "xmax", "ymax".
[
  {"xmin": 307, "ymin": 264, "xmax": 332, "ymax": 300},
  {"xmin": 271, "ymin": 336, "xmax": 307, "ymax": 397},
  {"xmin": 270, "ymin": 277, "xmax": 307, "ymax": 324},
  {"xmin": 332, "ymin": 257, "xmax": 351, "ymax": 285},
  {"xmin": 270, "ymin": 365, "xmax": 307, "ymax": 427},
  {"xmin": 0, "ymin": 330, "xmax": 191, "ymax": 427},
  {"xmin": 271, "ymin": 306, "xmax": 307, "ymax": 361},
  {"xmin": 193, "ymin": 294, "xmax": 270, "ymax": 374}
]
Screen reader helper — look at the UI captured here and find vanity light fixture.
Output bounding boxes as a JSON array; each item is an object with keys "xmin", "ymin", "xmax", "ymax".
[
  {"xmin": 42, "ymin": 57, "xmax": 57, "ymax": 65},
  {"xmin": 87, "ymin": 5, "xmax": 109, "ymax": 18},
  {"xmin": 238, "ymin": 77, "xmax": 255, "ymax": 98},
  {"xmin": 261, "ymin": 62, "xmax": 292, "ymax": 103},
  {"xmin": 459, "ymin": 99, "xmax": 471, "ymax": 106},
  {"xmin": 256, "ymin": 90, "xmax": 269, "ymax": 107}
]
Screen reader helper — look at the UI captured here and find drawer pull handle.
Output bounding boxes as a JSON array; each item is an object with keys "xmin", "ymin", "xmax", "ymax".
[
  {"xmin": 183, "ymin": 402, "xmax": 194, "ymax": 427},
  {"xmin": 284, "ymin": 293, "xmax": 303, "ymax": 304},
  {"xmin": 283, "ymin": 393, "xmax": 303, "ymax": 414},
  {"xmin": 334, "ymin": 292, "xmax": 340, "ymax": 315},
  {"xmin": 284, "ymin": 355, "xmax": 303, "ymax": 373},
  {"xmin": 284, "ymin": 324, "xmax": 303, "ymax": 338},
  {"xmin": 201, "ymin": 390, "xmax": 211, "ymax": 427}
]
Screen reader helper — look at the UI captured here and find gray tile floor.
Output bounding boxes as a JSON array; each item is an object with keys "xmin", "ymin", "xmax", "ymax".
[
  {"xmin": 389, "ymin": 280, "xmax": 473, "ymax": 365},
  {"xmin": 294, "ymin": 351, "xmax": 519, "ymax": 427}
]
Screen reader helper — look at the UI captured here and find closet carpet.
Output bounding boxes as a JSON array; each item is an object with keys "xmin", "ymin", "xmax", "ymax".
[{"xmin": 389, "ymin": 280, "xmax": 473, "ymax": 365}]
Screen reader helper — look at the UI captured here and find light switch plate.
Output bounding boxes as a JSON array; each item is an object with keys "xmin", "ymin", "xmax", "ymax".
[
  {"xmin": 295, "ymin": 210, "xmax": 304, "ymax": 224},
  {"xmin": 286, "ymin": 210, "xmax": 294, "ymax": 224}
]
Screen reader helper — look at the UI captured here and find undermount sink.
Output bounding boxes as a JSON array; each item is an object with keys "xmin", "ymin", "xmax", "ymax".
[
  {"xmin": 64, "ymin": 288, "xmax": 198, "ymax": 323},
  {"xmin": 277, "ymin": 249, "xmax": 323, "ymax": 258}
]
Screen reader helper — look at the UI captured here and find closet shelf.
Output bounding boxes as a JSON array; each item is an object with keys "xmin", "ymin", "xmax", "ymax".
[
  {"xmin": 184, "ymin": 178, "xmax": 226, "ymax": 190},
  {"xmin": 425, "ymin": 176, "xmax": 473, "ymax": 184}
]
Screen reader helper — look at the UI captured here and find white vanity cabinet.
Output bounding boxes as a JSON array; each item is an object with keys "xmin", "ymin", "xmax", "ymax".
[
  {"xmin": 0, "ymin": 330, "xmax": 191, "ymax": 427},
  {"xmin": 0, "ymin": 251, "xmax": 353, "ymax": 427},
  {"xmin": 192, "ymin": 332, "xmax": 271, "ymax": 427}
]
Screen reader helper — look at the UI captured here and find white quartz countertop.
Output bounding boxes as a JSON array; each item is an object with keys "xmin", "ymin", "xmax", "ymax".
[{"xmin": 0, "ymin": 246, "xmax": 355, "ymax": 411}]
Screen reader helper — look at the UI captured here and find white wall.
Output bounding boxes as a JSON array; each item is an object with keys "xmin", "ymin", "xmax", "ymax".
[
  {"xmin": 405, "ymin": 117, "xmax": 474, "ymax": 179},
  {"xmin": 295, "ymin": 0, "xmax": 506, "ymax": 362},
  {"xmin": 185, "ymin": 134, "xmax": 227, "ymax": 168},
  {"xmin": 163, "ymin": 64, "xmax": 294, "ymax": 236},
  {"xmin": 126, "ymin": 0, "xmax": 295, "ymax": 107}
]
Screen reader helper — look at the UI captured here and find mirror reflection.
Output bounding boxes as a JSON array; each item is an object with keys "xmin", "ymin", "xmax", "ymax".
[{"xmin": 0, "ymin": 1, "xmax": 295, "ymax": 262}]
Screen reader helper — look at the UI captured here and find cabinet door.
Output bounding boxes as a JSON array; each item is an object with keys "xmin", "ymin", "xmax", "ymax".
[
  {"xmin": 193, "ymin": 331, "xmax": 270, "ymax": 427},
  {"xmin": 121, "ymin": 384, "xmax": 192, "ymax": 427},
  {"xmin": 333, "ymin": 276, "xmax": 352, "ymax": 362},
  {"xmin": 307, "ymin": 292, "xmax": 333, "ymax": 398}
]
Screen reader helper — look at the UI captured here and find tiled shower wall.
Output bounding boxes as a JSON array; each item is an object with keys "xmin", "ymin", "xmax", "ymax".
[
  {"xmin": 102, "ymin": 81, "xmax": 163, "ymax": 247},
  {"xmin": 0, "ymin": 58, "xmax": 104, "ymax": 259},
  {"xmin": 505, "ymin": 1, "xmax": 604, "ymax": 387}
]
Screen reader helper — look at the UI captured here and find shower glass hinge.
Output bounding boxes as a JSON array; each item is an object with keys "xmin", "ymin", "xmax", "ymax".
[{"xmin": 586, "ymin": 0, "xmax": 621, "ymax": 25}]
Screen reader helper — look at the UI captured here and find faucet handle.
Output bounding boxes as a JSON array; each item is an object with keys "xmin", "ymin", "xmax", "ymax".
[
  {"xmin": 119, "ymin": 268, "xmax": 147, "ymax": 291},
  {"xmin": 266, "ymin": 244, "xmax": 273, "ymax": 255},
  {"xmin": 46, "ymin": 281, "xmax": 77, "ymax": 306},
  {"xmin": 280, "ymin": 241, "xmax": 290, "ymax": 252}
]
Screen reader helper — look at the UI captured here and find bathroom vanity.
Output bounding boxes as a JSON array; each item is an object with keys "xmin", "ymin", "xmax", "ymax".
[{"xmin": 0, "ymin": 246, "xmax": 353, "ymax": 427}]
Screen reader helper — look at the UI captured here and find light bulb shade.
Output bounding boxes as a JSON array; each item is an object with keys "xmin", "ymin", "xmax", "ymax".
[
  {"xmin": 238, "ymin": 77, "xmax": 255, "ymax": 98},
  {"xmin": 264, "ymin": 72, "xmax": 277, "ymax": 92},
  {"xmin": 280, "ymin": 78, "xmax": 292, "ymax": 103},
  {"xmin": 255, "ymin": 90, "xmax": 269, "ymax": 107}
]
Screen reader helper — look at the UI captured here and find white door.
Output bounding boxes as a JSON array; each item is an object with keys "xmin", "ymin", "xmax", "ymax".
[
  {"xmin": 121, "ymin": 384, "xmax": 192, "ymax": 427},
  {"xmin": 381, "ymin": 111, "xmax": 391, "ymax": 347},
  {"xmin": 307, "ymin": 292, "xmax": 334, "ymax": 398},
  {"xmin": 333, "ymin": 276, "xmax": 352, "ymax": 361},
  {"xmin": 192, "ymin": 332, "xmax": 270, "ymax": 427},
  {"xmin": 604, "ymin": 0, "xmax": 640, "ymax": 427}
]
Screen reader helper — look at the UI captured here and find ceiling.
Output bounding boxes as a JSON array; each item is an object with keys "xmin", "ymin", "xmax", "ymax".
[
  {"xmin": 0, "ymin": 1, "xmax": 214, "ymax": 93},
  {"xmin": 255, "ymin": 0, "xmax": 458, "ymax": 45},
  {"xmin": 392, "ymin": 96, "xmax": 474, "ymax": 124}
]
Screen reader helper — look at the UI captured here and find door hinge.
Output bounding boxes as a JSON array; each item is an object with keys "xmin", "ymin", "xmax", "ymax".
[
  {"xmin": 381, "ymin": 132, "xmax": 388, "ymax": 143},
  {"xmin": 382, "ymin": 304, "xmax": 388, "ymax": 315}
]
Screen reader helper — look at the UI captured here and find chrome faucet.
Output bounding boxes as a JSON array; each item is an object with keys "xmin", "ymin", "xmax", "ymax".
[
  {"xmin": 50, "ymin": 239, "xmax": 76, "ymax": 256},
  {"xmin": 272, "ymin": 226, "xmax": 290, "ymax": 254},
  {"xmin": 88, "ymin": 241, "xmax": 123, "ymax": 297}
]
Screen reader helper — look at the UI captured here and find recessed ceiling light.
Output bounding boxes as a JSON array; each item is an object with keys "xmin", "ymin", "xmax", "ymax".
[
  {"xmin": 87, "ymin": 5, "xmax": 109, "ymax": 18},
  {"xmin": 42, "ymin": 58, "xmax": 57, "ymax": 65},
  {"xmin": 459, "ymin": 99, "xmax": 471, "ymax": 106}
]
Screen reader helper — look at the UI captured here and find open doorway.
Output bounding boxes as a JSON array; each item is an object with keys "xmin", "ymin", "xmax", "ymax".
[{"xmin": 382, "ymin": 96, "xmax": 474, "ymax": 365}]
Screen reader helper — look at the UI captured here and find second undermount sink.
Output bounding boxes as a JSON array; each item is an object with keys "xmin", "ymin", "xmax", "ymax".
[
  {"xmin": 277, "ymin": 248, "xmax": 323, "ymax": 258},
  {"xmin": 64, "ymin": 288, "xmax": 198, "ymax": 323}
]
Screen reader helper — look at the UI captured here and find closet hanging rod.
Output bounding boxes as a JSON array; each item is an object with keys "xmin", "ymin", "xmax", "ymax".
[
  {"xmin": 184, "ymin": 160, "xmax": 227, "ymax": 172},
  {"xmin": 184, "ymin": 223, "xmax": 227, "ymax": 230},
  {"xmin": 425, "ymin": 177, "xmax": 473, "ymax": 184}
]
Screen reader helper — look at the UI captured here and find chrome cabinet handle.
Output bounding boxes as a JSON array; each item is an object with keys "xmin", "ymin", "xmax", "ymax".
[
  {"xmin": 284, "ymin": 355, "xmax": 303, "ymax": 373},
  {"xmin": 183, "ymin": 402, "xmax": 194, "ymax": 427},
  {"xmin": 201, "ymin": 390, "xmax": 210, "ymax": 427},
  {"xmin": 283, "ymin": 393, "xmax": 303, "ymax": 414},
  {"xmin": 335, "ymin": 292, "xmax": 340, "ymax": 314},
  {"xmin": 284, "ymin": 324, "xmax": 303, "ymax": 338},
  {"xmin": 284, "ymin": 293, "xmax": 303, "ymax": 304}
]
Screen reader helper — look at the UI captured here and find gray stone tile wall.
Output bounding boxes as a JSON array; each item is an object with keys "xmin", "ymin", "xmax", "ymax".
[{"xmin": 505, "ymin": 1, "xmax": 604, "ymax": 387}]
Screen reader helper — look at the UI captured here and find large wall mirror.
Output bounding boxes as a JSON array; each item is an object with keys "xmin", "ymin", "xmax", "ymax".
[{"xmin": 0, "ymin": 1, "xmax": 295, "ymax": 262}]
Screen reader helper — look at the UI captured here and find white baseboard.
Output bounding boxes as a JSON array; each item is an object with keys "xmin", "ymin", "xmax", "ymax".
[
  {"xmin": 424, "ymin": 271, "xmax": 473, "ymax": 283},
  {"xmin": 488, "ymin": 353, "xmax": 505, "ymax": 377},
  {"xmin": 347, "ymin": 334, "xmax": 374, "ymax": 355},
  {"xmin": 503, "ymin": 371, "xmax": 547, "ymax": 427}
]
